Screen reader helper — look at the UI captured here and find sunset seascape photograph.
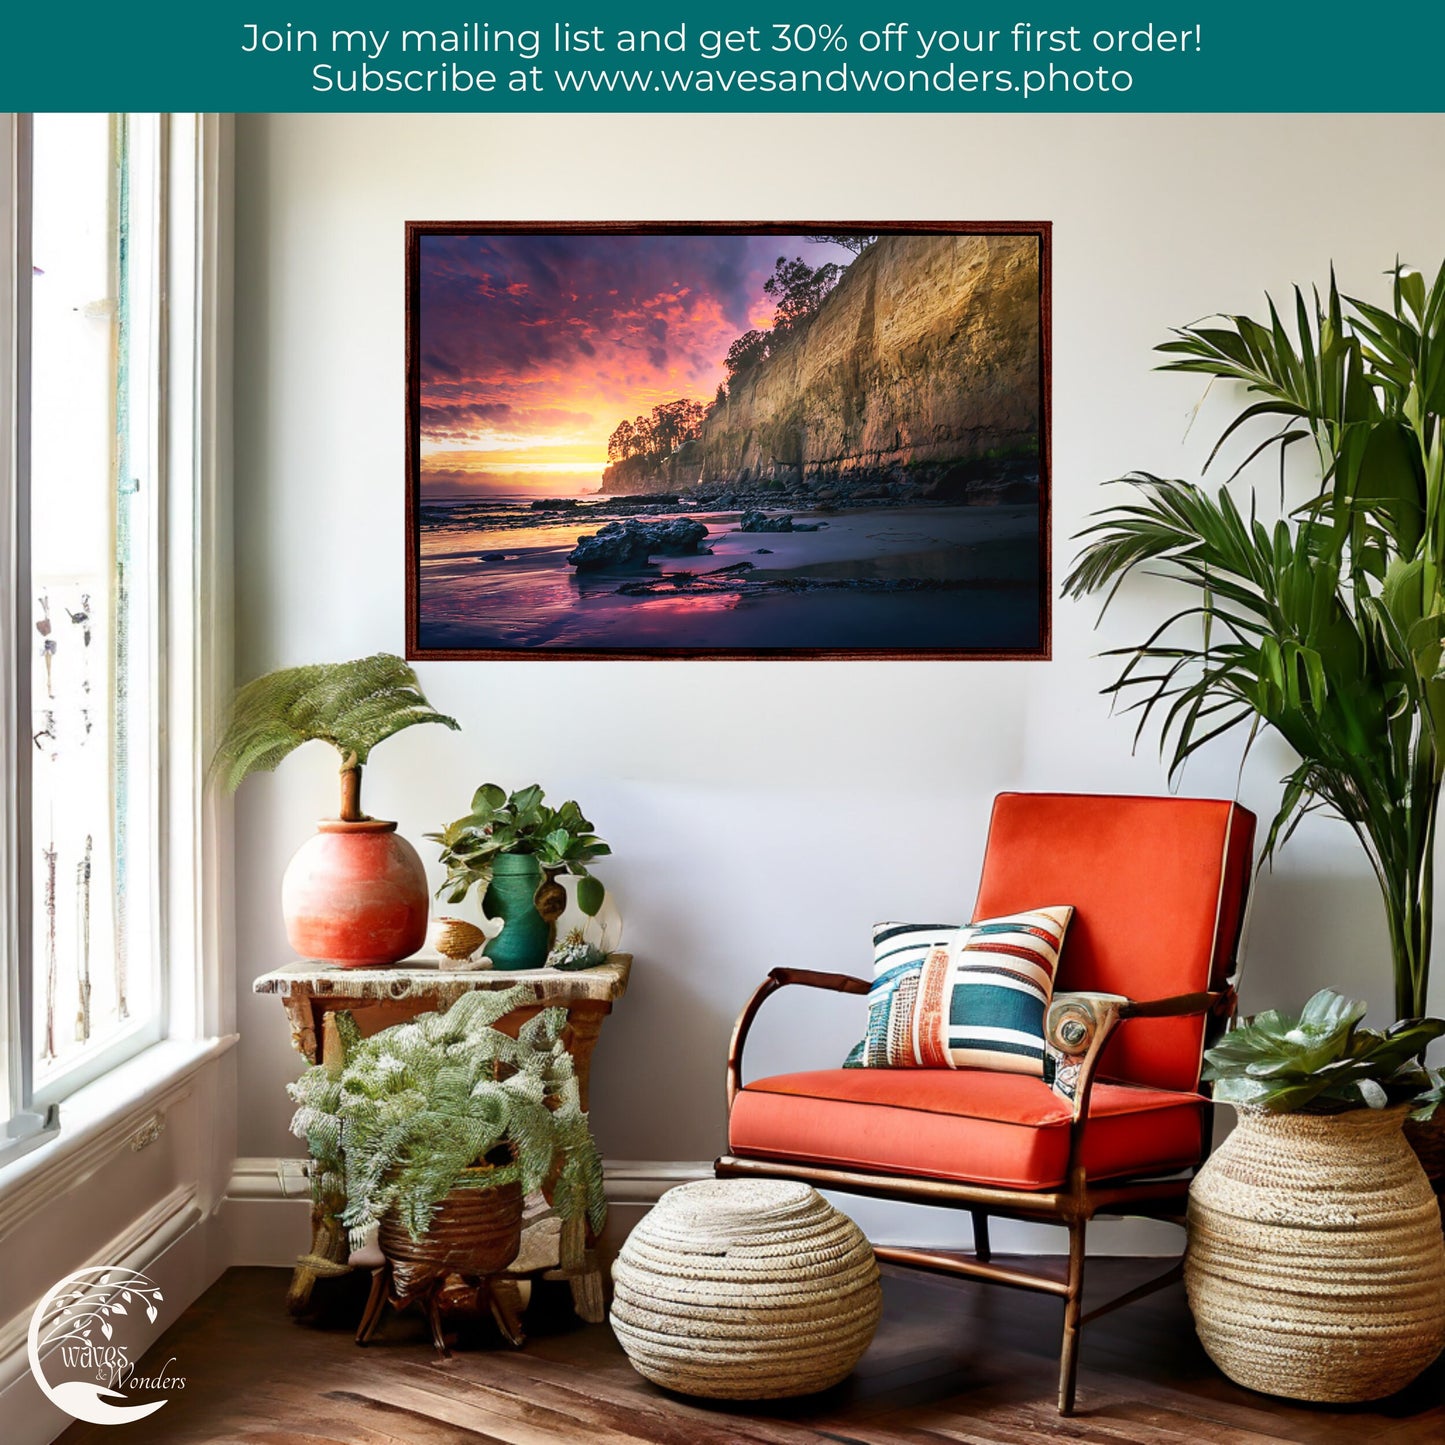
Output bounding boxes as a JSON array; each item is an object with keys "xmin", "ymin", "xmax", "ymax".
[{"xmin": 407, "ymin": 223, "xmax": 1049, "ymax": 657}]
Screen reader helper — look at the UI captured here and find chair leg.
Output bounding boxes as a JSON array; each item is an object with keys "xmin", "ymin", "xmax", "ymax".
[
  {"xmin": 1058, "ymin": 1218, "xmax": 1087, "ymax": 1415},
  {"xmin": 970, "ymin": 1210, "xmax": 991, "ymax": 1263}
]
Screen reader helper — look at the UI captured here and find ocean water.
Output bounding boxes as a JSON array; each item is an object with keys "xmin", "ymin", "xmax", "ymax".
[{"xmin": 415, "ymin": 496, "xmax": 1042, "ymax": 654}]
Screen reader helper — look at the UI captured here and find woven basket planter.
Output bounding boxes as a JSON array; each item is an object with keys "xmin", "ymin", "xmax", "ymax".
[
  {"xmin": 1185, "ymin": 1103, "xmax": 1445, "ymax": 1403},
  {"xmin": 610, "ymin": 1179, "xmax": 882, "ymax": 1399},
  {"xmin": 377, "ymin": 1169, "xmax": 524, "ymax": 1307}
]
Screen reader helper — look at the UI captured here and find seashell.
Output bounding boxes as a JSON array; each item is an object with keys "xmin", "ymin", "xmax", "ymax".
[{"xmin": 431, "ymin": 916, "xmax": 487, "ymax": 962}]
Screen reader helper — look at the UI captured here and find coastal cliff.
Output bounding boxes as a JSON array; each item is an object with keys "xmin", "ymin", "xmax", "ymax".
[{"xmin": 601, "ymin": 233, "xmax": 1041, "ymax": 499}]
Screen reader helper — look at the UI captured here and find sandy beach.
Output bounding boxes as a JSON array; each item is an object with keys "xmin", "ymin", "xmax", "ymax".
[{"xmin": 416, "ymin": 498, "xmax": 1041, "ymax": 653}]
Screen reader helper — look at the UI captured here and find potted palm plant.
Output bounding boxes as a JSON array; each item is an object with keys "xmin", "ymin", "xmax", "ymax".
[
  {"xmin": 1185, "ymin": 989, "xmax": 1445, "ymax": 1402},
  {"xmin": 288, "ymin": 986, "xmax": 606, "ymax": 1351},
  {"xmin": 428, "ymin": 783, "xmax": 611, "ymax": 970},
  {"xmin": 213, "ymin": 653, "xmax": 458, "ymax": 965},
  {"xmin": 1064, "ymin": 259, "xmax": 1445, "ymax": 1180}
]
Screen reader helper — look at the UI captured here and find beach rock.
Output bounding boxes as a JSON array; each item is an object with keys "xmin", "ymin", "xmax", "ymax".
[
  {"xmin": 529, "ymin": 497, "xmax": 580, "ymax": 511},
  {"xmin": 482, "ymin": 551, "xmax": 510, "ymax": 561},
  {"xmin": 737, "ymin": 511, "xmax": 795, "ymax": 533},
  {"xmin": 567, "ymin": 518, "xmax": 709, "ymax": 571}
]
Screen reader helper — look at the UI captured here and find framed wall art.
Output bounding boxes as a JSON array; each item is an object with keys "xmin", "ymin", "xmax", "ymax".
[{"xmin": 406, "ymin": 221, "xmax": 1051, "ymax": 659}]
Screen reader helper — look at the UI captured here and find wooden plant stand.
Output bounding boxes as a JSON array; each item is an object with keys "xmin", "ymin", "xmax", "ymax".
[{"xmin": 252, "ymin": 953, "xmax": 631, "ymax": 1321}]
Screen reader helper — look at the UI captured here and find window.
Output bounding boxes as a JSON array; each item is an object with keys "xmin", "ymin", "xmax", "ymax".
[
  {"xmin": 28, "ymin": 113, "xmax": 162, "ymax": 1097},
  {"xmin": 2, "ymin": 114, "xmax": 230, "ymax": 1161}
]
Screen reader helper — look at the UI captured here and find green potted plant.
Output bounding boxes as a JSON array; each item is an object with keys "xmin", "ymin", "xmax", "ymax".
[
  {"xmin": 1064, "ymin": 259, "xmax": 1445, "ymax": 1177},
  {"xmin": 1185, "ymin": 990, "xmax": 1445, "ymax": 1403},
  {"xmin": 428, "ymin": 783, "xmax": 611, "ymax": 970},
  {"xmin": 212, "ymin": 653, "xmax": 457, "ymax": 966},
  {"xmin": 288, "ymin": 986, "xmax": 606, "ymax": 1349}
]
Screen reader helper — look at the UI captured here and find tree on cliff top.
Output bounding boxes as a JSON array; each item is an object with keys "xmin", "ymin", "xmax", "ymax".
[
  {"xmin": 718, "ymin": 257, "xmax": 846, "ymax": 396},
  {"xmin": 607, "ymin": 398, "xmax": 707, "ymax": 465},
  {"xmin": 724, "ymin": 329, "xmax": 772, "ymax": 382},
  {"xmin": 606, "ymin": 419, "xmax": 637, "ymax": 463},
  {"xmin": 765, "ymin": 255, "xmax": 844, "ymax": 333},
  {"xmin": 804, "ymin": 232, "xmax": 877, "ymax": 256}
]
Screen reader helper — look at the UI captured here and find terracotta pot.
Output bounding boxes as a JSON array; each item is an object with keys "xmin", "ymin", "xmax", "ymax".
[
  {"xmin": 281, "ymin": 818, "xmax": 429, "ymax": 966},
  {"xmin": 1185, "ymin": 1103, "xmax": 1445, "ymax": 1403}
]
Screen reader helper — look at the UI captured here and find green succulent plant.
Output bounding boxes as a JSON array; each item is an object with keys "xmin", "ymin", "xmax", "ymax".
[
  {"xmin": 1202, "ymin": 988, "xmax": 1445, "ymax": 1115},
  {"xmin": 212, "ymin": 652, "xmax": 458, "ymax": 821},
  {"xmin": 1413, "ymin": 1069, "xmax": 1445, "ymax": 1123},
  {"xmin": 287, "ymin": 985, "xmax": 606, "ymax": 1250},
  {"xmin": 427, "ymin": 783, "xmax": 611, "ymax": 911}
]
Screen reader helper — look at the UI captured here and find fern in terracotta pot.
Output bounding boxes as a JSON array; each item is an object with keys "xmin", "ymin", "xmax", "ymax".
[
  {"xmin": 1185, "ymin": 990, "xmax": 1445, "ymax": 1402},
  {"xmin": 213, "ymin": 653, "xmax": 458, "ymax": 965}
]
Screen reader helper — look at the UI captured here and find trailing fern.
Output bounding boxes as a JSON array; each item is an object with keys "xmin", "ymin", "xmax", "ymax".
[
  {"xmin": 287, "ymin": 986, "xmax": 607, "ymax": 1250},
  {"xmin": 212, "ymin": 652, "xmax": 458, "ymax": 819}
]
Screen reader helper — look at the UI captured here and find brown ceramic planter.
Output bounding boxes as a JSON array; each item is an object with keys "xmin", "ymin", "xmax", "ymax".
[{"xmin": 281, "ymin": 818, "xmax": 429, "ymax": 966}]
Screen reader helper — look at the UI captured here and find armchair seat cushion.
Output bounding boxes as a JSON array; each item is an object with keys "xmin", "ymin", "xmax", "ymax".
[{"xmin": 728, "ymin": 1068, "xmax": 1208, "ymax": 1192}]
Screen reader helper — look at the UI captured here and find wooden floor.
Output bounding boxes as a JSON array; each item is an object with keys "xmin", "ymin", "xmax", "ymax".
[{"xmin": 58, "ymin": 1261, "xmax": 1445, "ymax": 1444}]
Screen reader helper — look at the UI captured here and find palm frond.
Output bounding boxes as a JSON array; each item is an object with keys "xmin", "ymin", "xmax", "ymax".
[
  {"xmin": 212, "ymin": 653, "xmax": 458, "ymax": 790},
  {"xmin": 1068, "ymin": 259, "xmax": 1445, "ymax": 1018}
]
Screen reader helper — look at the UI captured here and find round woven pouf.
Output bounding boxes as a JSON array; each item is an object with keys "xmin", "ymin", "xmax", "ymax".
[
  {"xmin": 610, "ymin": 1178, "xmax": 882, "ymax": 1399},
  {"xmin": 1186, "ymin": 1103, "xmax": 1445, "ymax": 1403}
]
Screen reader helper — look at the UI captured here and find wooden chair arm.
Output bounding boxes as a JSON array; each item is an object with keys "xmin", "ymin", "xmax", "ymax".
[
  {"xmin": 1118, "ymin": 988, "xmax": 1233, "ymax": 1020},
  {"xmin": 1051, "ymin": 988, "xmax": 1235, "ymax": 1131},
  {"xmin": 725, "ymin": 968, "xmax": 870, "ymax": 1111}
]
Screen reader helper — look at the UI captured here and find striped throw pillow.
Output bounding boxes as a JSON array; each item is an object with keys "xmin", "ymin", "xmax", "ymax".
[{"xmin": 846, "ymin": 907, "xmax": 1073, "ymax": 1075}]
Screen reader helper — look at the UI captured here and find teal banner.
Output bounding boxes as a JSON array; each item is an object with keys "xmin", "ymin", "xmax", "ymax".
[{"xmin": 5, "ymin": 3, "xmax": 1443, "ymax": 112}]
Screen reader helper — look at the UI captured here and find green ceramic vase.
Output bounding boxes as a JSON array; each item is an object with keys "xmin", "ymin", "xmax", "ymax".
[{"xmin": 482, "ymin": 853, "xmax": 549, "ymax": 970}]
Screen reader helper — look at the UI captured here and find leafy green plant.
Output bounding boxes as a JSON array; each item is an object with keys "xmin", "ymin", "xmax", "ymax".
[
  {"xmin": 1413, "ymin": 1069, "xmax": 1445, "ymax": 1123},
  {"xmin": 1064, "ymin": 260, "xmax": 1445, "ymax": 1019},
  {"xmin": 428, "ymin": 783, "xmax": 611, "ymax": 911},
  {"xmin": 1202, "ymin": 989, "xmax": 1445, "ymax": 1114},
  {"xmin": 212, "ymin": 653, "xmax": 458, "ymax": 821},
  {"xmin": 287, "ymin": 986, "xmax": 606, "ymax": 1249}
]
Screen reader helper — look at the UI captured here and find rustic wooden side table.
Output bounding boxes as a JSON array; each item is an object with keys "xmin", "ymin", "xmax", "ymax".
[{"xmin": 252, "ymin": 953, "xmax": 631, "ymax": 1320}]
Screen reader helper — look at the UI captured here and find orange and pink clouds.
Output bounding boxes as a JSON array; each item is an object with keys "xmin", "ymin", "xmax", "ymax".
[{"xmin": 416, "ymin": 230, "xmax": 850, "ymax": 496}]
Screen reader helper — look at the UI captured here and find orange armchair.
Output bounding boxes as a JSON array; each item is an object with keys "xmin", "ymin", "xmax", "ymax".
[{"xmin": 716, "ymin": 792, "xmax": 1256, "ymax": 1414}]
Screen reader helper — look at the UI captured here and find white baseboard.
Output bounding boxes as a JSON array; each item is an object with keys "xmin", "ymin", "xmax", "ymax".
[
  {"xmin": 222, "ymin": 1157, "xmax": 1184, "ymax": 1268},
  {"xmin": 219, "ymin": 1157, "xmax": 720, "ymax": 1267},
  {"xmin": 221, "ymin": 1156, "xmax": 312, "ymax": 1269}
]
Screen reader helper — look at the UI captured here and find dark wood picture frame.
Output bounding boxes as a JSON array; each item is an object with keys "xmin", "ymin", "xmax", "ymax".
[{"xmin": 406, "ymin": 221, "xmax": 1052, "ymax": 661}]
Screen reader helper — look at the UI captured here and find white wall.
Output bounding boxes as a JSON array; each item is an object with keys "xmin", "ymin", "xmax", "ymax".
[{"xmin": 232, "ymin": 113, "xmax": 1445, "ymax": 1192}]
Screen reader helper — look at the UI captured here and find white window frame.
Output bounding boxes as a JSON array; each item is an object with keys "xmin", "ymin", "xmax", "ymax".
[{"xmin": 0, "ymin": 113, "xmax": 233, "ymax": 1164}]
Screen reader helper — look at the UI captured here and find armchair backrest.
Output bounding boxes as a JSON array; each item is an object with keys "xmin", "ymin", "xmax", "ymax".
[{"xmin": 972, "ymin": 792, "xmax": 1256, "ymax": 1094}]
